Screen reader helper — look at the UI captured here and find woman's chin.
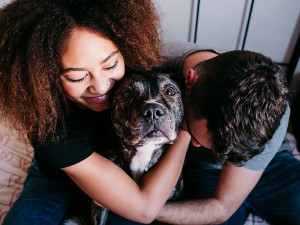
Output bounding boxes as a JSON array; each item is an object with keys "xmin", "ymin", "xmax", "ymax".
[{"xmin": 74, "ymin": 101, "xmax": 110, "ymax": 112}]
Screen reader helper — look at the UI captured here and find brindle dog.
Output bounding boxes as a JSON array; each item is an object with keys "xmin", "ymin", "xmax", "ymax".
[{"xmin": 93, "ymin": 72, "xmax": 184, "ymax": 225}]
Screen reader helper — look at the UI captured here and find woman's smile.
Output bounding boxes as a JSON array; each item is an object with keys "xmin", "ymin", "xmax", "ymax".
[{"xmin": 83, "ymin": 92, "xmax": 110, "ymax": 104}]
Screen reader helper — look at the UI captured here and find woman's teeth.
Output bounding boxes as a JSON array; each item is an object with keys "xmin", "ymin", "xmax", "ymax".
[{"xmin": 95, "ymin": 95, "xmax": 106, "ymax": 99}]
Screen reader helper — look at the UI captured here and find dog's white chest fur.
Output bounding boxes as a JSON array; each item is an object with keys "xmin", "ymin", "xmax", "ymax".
[{"xmin": 130, "ymin": 143, "xmax": 158, "ymax": 182}]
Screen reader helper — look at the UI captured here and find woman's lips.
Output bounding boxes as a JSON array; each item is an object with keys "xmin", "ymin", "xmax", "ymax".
[{"xmin": 83, "ymin": 93, "xmax": 109, "ymax": 104}]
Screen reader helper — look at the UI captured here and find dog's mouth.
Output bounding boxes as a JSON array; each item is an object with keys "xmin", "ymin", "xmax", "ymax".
[
  {"xmin": 145, "ymin": 129, "xmax": 164, "ymax": 138},
  {"xmin": 137, "ymin": 127, "xmax": 172, "ymax": 146},
  {"xmin": 121, "ymin": 125, "xmax": 177, "ymax": 147}
]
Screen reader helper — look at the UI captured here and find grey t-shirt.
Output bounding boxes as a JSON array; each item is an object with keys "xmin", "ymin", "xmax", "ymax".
[{"xmin": 163, "ymin": 41, "xmax": 290, "ymax": 171}]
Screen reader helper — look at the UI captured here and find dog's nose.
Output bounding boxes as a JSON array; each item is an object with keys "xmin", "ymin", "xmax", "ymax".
[{"xmin": 142, "ymin": 103, "xmax": 165, "ymax": 121}]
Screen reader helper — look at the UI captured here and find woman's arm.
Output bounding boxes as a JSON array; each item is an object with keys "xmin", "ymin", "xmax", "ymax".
[
  {"xmin": 62, "ymin": 129, "xmax": 190, "ymax": 224},
  {"xmin": 156, "ymin": 163, "xmax": 264, "ymax": 224}
]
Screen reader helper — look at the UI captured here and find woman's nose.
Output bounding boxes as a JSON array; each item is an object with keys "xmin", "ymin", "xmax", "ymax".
[{"xmin": 88, "ymin": 73, "xmax": 110, "ymax": 94}]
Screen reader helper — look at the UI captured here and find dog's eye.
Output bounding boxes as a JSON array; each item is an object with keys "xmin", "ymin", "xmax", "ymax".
[
  {"xmin": 165, "ymin": 87, "xmax": 176, "ymax": 96},
  {"xmin": 121, "ymin": 88, "xmax": 132, "ymax": 98}
]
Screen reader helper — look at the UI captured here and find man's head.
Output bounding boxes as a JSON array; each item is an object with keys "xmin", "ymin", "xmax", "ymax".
[{"xmin": 183, "ymin": 50, "xmax": 289, "ymax": 166}]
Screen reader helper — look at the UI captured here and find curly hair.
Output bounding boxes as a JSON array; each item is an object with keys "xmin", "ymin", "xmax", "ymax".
[
  {"xmin": 0, "ymin": 0, "xmax": 162, "ymax": 142},
  {"xmin": 188, "ymin": 50, "xmax": 289, "ymax": 166}
]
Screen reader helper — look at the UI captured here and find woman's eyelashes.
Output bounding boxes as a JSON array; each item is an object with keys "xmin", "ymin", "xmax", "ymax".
[
  {"xmin": 65, "ymin": 60, "xmax": 119, "ymax": 83},
  {"xmin": 66, "ymin": 73, "xmax": 88, "ymax": 83},
  {"xmin": 103, "ymin": 60, "xmax": 118, "ymax": 71}
]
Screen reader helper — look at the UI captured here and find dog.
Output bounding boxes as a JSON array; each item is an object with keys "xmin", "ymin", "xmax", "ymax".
[{"xmin": 93, "ymin": 71, "xmax": 184, "ymax": 225}]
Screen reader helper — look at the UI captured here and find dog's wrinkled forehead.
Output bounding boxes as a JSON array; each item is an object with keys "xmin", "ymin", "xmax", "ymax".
[
  {"xmin": 119, "ymin": 72, "xmax": 178, "ymax": 95},
  {"xmin": 112, "ymin": 72, "xmax": 181, "ymax": 103}
]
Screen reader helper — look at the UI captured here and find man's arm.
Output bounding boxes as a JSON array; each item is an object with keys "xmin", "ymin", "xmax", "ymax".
[{"xmin": 156, "ymin": 163, "xmax": 264, "ymax": 224}]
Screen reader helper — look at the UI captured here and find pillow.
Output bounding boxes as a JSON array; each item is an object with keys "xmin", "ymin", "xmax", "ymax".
[{"xmin": 0, "ymin": 121, "xmax": 34, "ymax": 223}]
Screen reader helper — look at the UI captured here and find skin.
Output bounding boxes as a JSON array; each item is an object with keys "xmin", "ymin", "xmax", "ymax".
[
  {"xmin": 59, "ymin": 28, "xmax": 191, "ymax": 223},
  {"xmin": 156, "ymin": 51, "xmax": 264, "ymax": 224},
  {"xmin": 60, "ymin": 28, "xmax": 125, "ymax": 112},
  {"xmin": 181, "ymin": 106, "xmax": 212, "ymax": 149}
]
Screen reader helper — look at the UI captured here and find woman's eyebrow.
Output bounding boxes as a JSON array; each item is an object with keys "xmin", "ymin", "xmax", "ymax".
[
  {"xmin": 60, "ymin": 50, "xmax": 120, "ymax": 74},
  {"xmin": 61, "ymin": 67, "xmax": 87, "ymax": 74},
  {"xmin": 100, "ymin": 50, "xmax": 119, "ymax": 64}
]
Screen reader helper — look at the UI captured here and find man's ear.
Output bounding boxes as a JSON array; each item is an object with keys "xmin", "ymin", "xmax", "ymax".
[{"xmin": 185, "ymin": 69, "xmax": 198, "ymax": 89}]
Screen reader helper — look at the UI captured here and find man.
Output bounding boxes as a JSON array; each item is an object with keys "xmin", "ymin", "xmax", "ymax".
[{"xmin": 157, "ymin": 44, "xmax": 300, "ymax": 224}]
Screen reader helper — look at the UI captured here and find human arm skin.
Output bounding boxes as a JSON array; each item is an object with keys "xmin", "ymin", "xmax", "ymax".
[
  {"xmin": 62, "ymin": 129, "xmax": 190, "ymax": 224},
  {"xmin": 156, "ymin": 162, "xmax": 264, "ymax": 224}
]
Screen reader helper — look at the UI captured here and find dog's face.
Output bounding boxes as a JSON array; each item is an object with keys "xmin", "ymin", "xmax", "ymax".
[{"xmin": 111, "ymin": 72, "xmax": 184, "ymax": 149}]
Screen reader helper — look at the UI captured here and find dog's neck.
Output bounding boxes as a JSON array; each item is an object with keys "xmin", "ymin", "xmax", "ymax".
[{"xmin": 121, "ymin": 141, "xmax": 165, "ymax": 183}]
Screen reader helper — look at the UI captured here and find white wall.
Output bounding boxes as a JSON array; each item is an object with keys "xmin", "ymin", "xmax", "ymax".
[
  {"xmin": 243, "ymin": 0, "xmax": 300, "ymax": 64},
  {"xmin": 195, "ymin": 0, "xmax": 251, "ymax": 51},
  {"xmin": 153, "ymin": 0, "xmax": 198, "ymax": 42},
  {"xmin": 155, "ymin": 0, "xmax": 300, "ymax": 79}
]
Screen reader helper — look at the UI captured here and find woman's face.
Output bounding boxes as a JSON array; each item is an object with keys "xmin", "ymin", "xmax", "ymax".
[{"xmin": 60, "ymin": 28, "xmax": 125, "ymax": 111}]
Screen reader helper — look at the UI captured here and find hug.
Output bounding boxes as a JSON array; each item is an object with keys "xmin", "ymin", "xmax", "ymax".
[{"xmin": 0, "ymin": 0, "xmax": 299, "ymax": 225}]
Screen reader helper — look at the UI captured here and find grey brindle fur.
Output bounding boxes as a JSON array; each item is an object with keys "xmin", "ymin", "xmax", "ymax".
[{"xmin": 93, "ymin": 72, "xmax": 184, "ymax": 225}]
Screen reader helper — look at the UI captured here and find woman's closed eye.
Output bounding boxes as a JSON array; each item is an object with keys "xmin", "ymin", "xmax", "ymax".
[
  {"xmin": 103, "ymin": 60, "xmax": 118, "ymax": 71},
  {"xmin": 65, "ymin": 73, "xmax": 89, "ymax": 83}
]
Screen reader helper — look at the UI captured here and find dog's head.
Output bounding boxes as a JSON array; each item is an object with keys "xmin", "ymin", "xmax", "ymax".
[{"xmin": 111, "ymin": 72, "xmax": 184, "ymax": 149}]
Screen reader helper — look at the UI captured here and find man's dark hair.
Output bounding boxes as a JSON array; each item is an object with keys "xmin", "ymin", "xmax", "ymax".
[{"xmin": 187, "ymin": 50, "xmax": 289, "ymax": 166}]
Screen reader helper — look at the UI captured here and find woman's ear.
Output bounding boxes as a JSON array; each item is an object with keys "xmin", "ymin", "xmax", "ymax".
[{"xmin": 185, "ymin": 69, "xmax": 198, "ymax": 89}]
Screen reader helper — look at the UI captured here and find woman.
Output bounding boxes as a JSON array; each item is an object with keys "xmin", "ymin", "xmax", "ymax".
[{"xmin": 0, "ymin": 0, "xmax": 190, "ymax": 224}]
